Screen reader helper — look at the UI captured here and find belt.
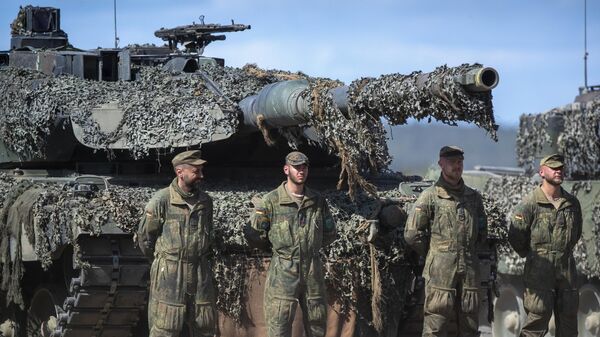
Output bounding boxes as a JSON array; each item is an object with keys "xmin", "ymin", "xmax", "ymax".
[{"xmin": 155, "ymin": 250, "xmax": 210, "ymax": 262}]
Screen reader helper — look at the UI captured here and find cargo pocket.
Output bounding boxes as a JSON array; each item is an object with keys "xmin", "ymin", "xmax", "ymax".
[
  {"xmin": 523, "ymin": 288, "xmax": 553, "ymax": 315},
  {"xmin": 155, "ymin": 301, "xmax": 185, "ymax": 332},
  {"xmin": 461, "ymin": 287, "xmax": 480, "ymax": 314},
  {"xmin": 425, "ymin": 285, "xmax": 455, "ymax": 316},
  {"xmin": 307, "ymin": 298, "xmax": 327, "ymax": 325},
  {"xmin": 195, "ymin": 302, "xmax": 216, "ymax": 333},
  {"xmin": 266, "ymin": 297, "xmax": 296, "ymax": 328},
  {"xmin": 557, "ymin": 288, "xmax": 579, "ymax": 315}
]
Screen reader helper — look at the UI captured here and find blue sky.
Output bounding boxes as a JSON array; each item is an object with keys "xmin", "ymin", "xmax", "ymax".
[{"xmin": 1, "ymin": 0, "xmax": 598, "ymax": 129}]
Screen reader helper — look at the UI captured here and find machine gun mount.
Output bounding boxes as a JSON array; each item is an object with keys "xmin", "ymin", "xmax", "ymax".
[{"xmin": 154, "ymin": 16, "xmax": 250, "ymax": 54}]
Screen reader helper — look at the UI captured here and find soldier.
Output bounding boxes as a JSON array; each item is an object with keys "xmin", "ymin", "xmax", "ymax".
[
  {"xmin": 509, "ymin": 153, "xmax": 582, "ymax": 337},
  {"xmin": 137, "ymin": 150, "xmax": 216, "ymax": 337},
  {"xmin": 245, "ymin": 151, "xmax": 336, "ymax": 337},
  {"xmin": 404, "ymin": 145, "xmax": 488, "ymax": 337}
]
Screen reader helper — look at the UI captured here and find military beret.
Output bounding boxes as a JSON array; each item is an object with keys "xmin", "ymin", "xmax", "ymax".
[
  {"xmin": 439, "ymin": 145, "xmax": 464, "ymax": 158},
  {"xmin": 285, "ymin": 151, "xmax": 309, "ymax": 166},
  {"xmin": 172, "ymin": 150, "xmax": 206, "ymax": 167},
  {"xmin": 540, "ymin": 153, "xmax": 564, "ymax": 169}
]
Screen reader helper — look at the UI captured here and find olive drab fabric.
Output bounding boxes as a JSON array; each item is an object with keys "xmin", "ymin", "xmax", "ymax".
[
  {"xmin": 246, "ymin": 182, "xmax": 336, "ymax": 337},
  {"xmin": 138, "ymin": 179, "xmax": 217, "ymax": 337},
  {"xmin": 404, "ymin": 175, "xmax": 487, "ymax": 337},
  {"xmin": 509, "ymin": 186, "xmax": 582, "ymax": 337}
]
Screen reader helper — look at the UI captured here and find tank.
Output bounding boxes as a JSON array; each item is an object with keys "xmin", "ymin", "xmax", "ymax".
[
  {"xmin": 0, "ymin": 5, "xmax": 501, "ymax": 337},
  {"xmin": 470, "ymin": 85, "xmax": 600, "ymax": 337}
]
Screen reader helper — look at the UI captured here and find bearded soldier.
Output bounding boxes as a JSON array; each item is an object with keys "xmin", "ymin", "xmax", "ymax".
[
  {"xmin": 245, "ymin": 151, "xmax": 336, "ymax": 337},
  {"xmin": 404, "ymin": 145, "xmax": 488, "ymax": 337},
  {"xmin": 509, "ymin": 153, "xmax": 582, "ymax": 337},
  {"xmin": 138, "ymin": 150, "xmax": 216, "ymax": 337}
]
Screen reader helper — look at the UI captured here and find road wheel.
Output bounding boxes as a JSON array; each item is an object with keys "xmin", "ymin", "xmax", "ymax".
[
  {"xmin": 26, "ymin": 286, "xmax": 66, "ymax": 337},
  {"xmin": 492, "ymin": 284, "xmax": 526, "ymax": 337},
  {"xmin": 578, "ymin": 283, "xmax": 600, "ymax": 337}
]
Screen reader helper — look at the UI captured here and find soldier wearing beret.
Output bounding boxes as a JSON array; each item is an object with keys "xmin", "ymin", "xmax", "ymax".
[
  {"xmin": 509, "ymin": 153, "xmax": 582, "ymax": 337},
  {"xmin": 138, "ymin": 150, "xmax": 217, "ymax": 337},
  {"xmin": 404, "ymin": 145, "xmax": 488, "ymax": 337},
  {"xmin": 245, "ymin": 151, "xmax": 336, "ymax": 337}
]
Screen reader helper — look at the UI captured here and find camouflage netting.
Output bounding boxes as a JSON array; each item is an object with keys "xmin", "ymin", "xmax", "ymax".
[
  {"xmin": 0, "ymin": 174, "xmax": 418, "ymax": 333},
  {"xmin": 1, "ymin": 62, "xmax": 496, "ymax": 197},
  {"xmin": 517, "ymin": 100, "xmax": 600, "ymax": 178},
  {"xmin": 302, "ymin": 63, "xmax": 497, "ymax": 197},
  {"xmin": 0, "ymin": 59, "xmax": 498, "ymax": 334},
  {"xmin": 557, "ymin": 100, "xmax": 600, "ymax": 178},
  {"xmin": 0, "ymin": 67, "xmax": 240, "ymax": 159},
  {"xmin": 516, "ymin": 111, "xmax": 551, "ymax": 172}
]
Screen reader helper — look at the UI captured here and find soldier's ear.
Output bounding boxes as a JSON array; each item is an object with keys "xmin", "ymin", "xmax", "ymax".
[{"xmin": 283, "ymin": 164, "xmax": 290, "ymax": 175}]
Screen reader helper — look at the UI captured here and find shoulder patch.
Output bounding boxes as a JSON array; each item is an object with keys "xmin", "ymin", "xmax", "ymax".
[{"xmin": 514, "ymin": 214, "xmax": 523, "ymax": 220}]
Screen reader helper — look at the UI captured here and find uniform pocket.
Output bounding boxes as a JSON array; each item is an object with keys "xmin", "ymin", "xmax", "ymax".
[
  {"xmin": 461, "ymin": 287, "xmax": 480, "ymax": 314},
  {"xmin": 153, "ymin": 259, "xmax": 183, "ymax": 302},
  {"xmin": 155, "ymin": 301, "xmax": 185, "ymax": 332},
  {"xmin": 523, "ymin": 288, "xmax": 553, "ymax": 315},
  {"xmin": 531, "ymin": 214, "xmax": 551, "ymax": 245},
  {"xmin": 433, "ymin": 207, "xmax": 453, "ymax": 235},
  {"xmin": 266, "ymin": 297, "xmax": 296, "ymax": 328},
  {"xmin": 195, "ymin": 303, "xmax": 216, "ymax": 333},
  {"xmin": 425, "ymin": 285, "xmax": 455, "ymax": 316},
  {"xmin": 163, "ymin": 219, "xmax": 183, "ymax": 251},
  {"xmin": 269, "ymin": 219, "xmax": 293, "ymax": 247},
  {"xmin": 307, "ymin": 298, "xmax": 327, "ymax": 325}
]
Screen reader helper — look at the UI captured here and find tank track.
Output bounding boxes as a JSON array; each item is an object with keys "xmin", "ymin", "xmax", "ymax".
[{"xmin": 52, "ymin": 234, "xmax": 150, "ymax": 337}]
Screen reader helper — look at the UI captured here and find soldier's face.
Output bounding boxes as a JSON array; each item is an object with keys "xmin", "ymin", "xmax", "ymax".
[
  {"xmin": 438, "ymin": 156, "xmax": 463, "ymax": 182},
  {"xmin": 177, "ymin": 164, "xmax": 204, "ymax": 187},
  {"xmin": 284, "ymin": 164, "xmax": 308, "ymax": 185},
  {"xmin": 540, "ymin": 165, "xmax": 563, "ymax": 185}
]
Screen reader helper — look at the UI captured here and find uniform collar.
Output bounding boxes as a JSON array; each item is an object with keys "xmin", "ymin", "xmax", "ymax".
[
  {"xmin": 276, "ymin": 181, "xmax": 317, "ymax": 207},
  {"xmin": 434, "ymin": 174, "xmax": 473, "ymax": 199},
  {"xmin": 533, "ymin": 186, "xmax": 574, "ymax": 210},
  {"xmin": 169, "ymin": 178, "xmax": 208, "ymax": 206}
]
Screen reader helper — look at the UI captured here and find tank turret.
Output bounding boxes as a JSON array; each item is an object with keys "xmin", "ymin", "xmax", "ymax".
[{"xmin": 0, "ymin": 5, "xmax": 501, "ymax": 337}]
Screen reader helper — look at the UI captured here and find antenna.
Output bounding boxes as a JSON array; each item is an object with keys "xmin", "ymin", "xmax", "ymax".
[
  {"xmin": 113, "ymin": 0, "xmax": 119, "ymax": 48},
  {"xmin": 584, "ymin": 0, "xmax": 588, "ymax": 90}
]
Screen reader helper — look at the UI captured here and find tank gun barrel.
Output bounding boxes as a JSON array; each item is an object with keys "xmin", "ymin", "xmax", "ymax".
[
  {"xmin": 241, "ymin": 66, "xmax": 499, "ymax": 129},
  {"xmin": 453, "ymin": 67, "xmax": 499, "ymax": 92}
]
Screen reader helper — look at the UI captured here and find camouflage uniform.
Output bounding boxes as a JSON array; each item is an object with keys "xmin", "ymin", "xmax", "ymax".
[
  {"xmin": 138, "ymin": 178, "xmax": 216, "ymax": 337},
  {"xmin": 404, "ymin": 176, "xmax": 487, "ymax": 337},
  {"xmin": 246, "ymin": 182, "xmax": 336, "ymax": 337},
  {"xmin": 509, "ymin": 186, "xmax": 582, "ymax": 337}
]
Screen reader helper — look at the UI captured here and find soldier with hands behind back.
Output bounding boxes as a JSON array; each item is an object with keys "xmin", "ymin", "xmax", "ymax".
[
  {"xmin": 404, "ymin": 146, "xmax": 488, "ymax": 337},
  {"xmin": 138, "ymin": 150, "xmax": 217, "ymax": 337},
  {"xmin": 245, "ymin": 151, "xmax": 336, "ymax": 337},
  {"xmin": 509, "ymin": 154, "xmax": 582, "ymax": 337}
]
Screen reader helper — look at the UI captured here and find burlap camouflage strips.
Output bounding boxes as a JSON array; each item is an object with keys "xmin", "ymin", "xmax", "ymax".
[
  {"xmin": 1, "ymin": 62, "xmax": 496, "ymax": 197},
  {"xmin": 517, "ymin": 100, "xmax": 600, "ymax": 178}
]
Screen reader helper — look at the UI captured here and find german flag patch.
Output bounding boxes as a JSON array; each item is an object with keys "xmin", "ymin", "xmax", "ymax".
[{"xmin": 514, "ymin": 214, "xmax": 523, "ymax": 220}]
